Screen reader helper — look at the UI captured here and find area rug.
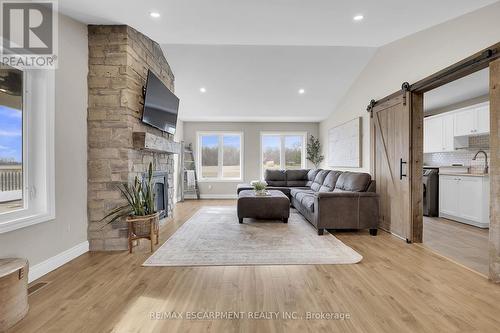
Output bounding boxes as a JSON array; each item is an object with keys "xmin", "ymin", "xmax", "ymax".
[{"xmin": 143, "ymin": 206, "xmax": 362, "ymax": 266}]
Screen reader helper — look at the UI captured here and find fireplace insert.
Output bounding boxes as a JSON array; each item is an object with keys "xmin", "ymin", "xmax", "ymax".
[{"xmin": 144, "ymin": 171, "xmax": 168, "ymax": 219}]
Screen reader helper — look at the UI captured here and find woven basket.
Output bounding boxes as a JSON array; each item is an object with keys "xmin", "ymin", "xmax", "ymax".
[{"xmin": 126, "ymin": 213, "xmax": 160, "ymax": 238}]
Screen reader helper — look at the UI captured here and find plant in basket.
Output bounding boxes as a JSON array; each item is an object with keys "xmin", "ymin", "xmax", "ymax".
[{"xmin": 101, "ymin": 162, "xmax": 159, "ymax": 253}]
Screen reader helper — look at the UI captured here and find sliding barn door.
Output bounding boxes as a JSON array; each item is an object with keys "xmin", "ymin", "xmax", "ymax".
[{"xmin": 371, "ymin": 92, "xmax": 412, "ymax": 240}]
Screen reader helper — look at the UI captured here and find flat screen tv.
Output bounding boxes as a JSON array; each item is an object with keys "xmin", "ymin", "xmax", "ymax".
[{"xmin": 142, "ymin": 70, "xmax": 179, "ymax": 134}]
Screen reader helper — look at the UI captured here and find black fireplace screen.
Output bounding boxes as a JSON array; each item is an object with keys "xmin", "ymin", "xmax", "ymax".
[{"xmin": 144, "ymin": 171, "xmax": 168, "ymax": 219}]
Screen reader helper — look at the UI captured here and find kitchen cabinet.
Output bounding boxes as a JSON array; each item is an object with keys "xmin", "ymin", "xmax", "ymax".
[
  {"xmin": 439, "ymin": 174, "xmax": 490, "ymax": 228},
  {"xmin": 453, "ymin": 102, "xmax": 489, "ymax": 136},
  {"xmin": 423, "ymin": 113, "xmax": 454, "ymax": 153},
  {"xmin": 476, "ymin": 103, "xmax": 490, "ymax": 134}
]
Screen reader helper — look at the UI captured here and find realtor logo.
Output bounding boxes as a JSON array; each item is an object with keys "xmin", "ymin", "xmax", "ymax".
[{"xmin": 0, "ymin": 0, "xmax": 58, "ymax": 68}]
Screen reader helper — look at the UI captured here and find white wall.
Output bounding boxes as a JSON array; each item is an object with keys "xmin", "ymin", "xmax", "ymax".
[
  {"xmin": 183, "ymin": 122, "xmax": 319, "ymax": 197},
  {"xmin": 0, "ymin": 14, "xmax": 88, "ymax": 267},
  {"xmin": 319, "ymin": 2, "xmax": 500, "ymax": 173}
]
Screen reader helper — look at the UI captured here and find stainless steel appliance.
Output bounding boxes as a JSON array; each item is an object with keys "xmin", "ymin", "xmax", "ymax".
[{"xmin": 423, "ymin": 167, "xmax": 439, "ymax": 217}]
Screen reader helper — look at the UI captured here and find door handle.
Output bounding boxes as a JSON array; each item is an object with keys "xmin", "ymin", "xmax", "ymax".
[{"xmin": 400, "ymin": 158, "xmax": 407, "ymax": 180}]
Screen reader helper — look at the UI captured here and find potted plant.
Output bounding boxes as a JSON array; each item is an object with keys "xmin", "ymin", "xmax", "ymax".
[
  {"xmin": 306, "ymin": 135, "xmax": 324, "ymax": 168},
  {"xmin": 101, "ymin": 162, "xmax": 159, "ymax": 253},
  {"xmin": 250, "ymin": 180, "xmax": 268, "ymax": 196}
]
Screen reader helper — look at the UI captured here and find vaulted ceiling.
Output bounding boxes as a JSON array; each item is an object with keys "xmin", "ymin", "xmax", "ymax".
[{"xmin": 59, "ymin": 0, "xmax": 499, "ymax": 121}]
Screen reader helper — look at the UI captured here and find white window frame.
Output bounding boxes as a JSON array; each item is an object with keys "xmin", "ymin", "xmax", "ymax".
[
  {"xmin": 0, "ymin": 67, "xmax": 56, "ymax": 233},
  {"xmin": 196, "ymin": 131, "xmax": 244, "ymax": 182},
  {"xmin": 260, "ymin": 131, "xmax": 307, "ymax": 179}
]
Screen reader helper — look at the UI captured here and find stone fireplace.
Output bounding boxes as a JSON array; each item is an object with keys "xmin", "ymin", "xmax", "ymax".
[{"xmin": 87, "ymin": 25, "xmax": 179, "ymax": 251}]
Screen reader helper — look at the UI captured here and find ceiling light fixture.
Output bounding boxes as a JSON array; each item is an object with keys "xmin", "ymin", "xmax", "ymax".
[
  {"xmin": 150, "ymin": 11, "xmax": 161, "ymax": 18},
  {"xmin": 200, "ymin": 87, "xmax": 206, "ymax": 93},
  {"xmin": 298, "ymin": 89, "xmax": 305, "ymax": 95},
  {"xmin": 353, "ymin": 14, "xmax": 364, "ymax": 21}
]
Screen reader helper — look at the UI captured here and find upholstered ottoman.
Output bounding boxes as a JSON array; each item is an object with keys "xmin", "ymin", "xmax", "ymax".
[{"xmin": 237, "ymin": 190, "xmax": 290, "ymax": 223}]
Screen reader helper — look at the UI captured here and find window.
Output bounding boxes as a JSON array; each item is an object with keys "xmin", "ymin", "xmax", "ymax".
[
  {"xmin": 0, "ymin": 64, "xmax": 55, "ymax": 233},
  {"xmin": 261, "ymin": 132, "xmax": 306, "ymax": 177},
  {"xmin": 0, "ymin": 66, "xmax": 23, "ymax": 215},
  {"xmin": 197, "ymin": 132, "xmax": 243, "ymax": 181}
]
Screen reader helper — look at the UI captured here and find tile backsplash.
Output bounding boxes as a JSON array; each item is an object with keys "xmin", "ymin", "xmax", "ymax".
[{"xmin": 424, "ymin": 135, "xmax": 489, "ymax": 173}]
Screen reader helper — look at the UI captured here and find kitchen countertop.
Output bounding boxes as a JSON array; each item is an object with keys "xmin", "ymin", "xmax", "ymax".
[{"xmin": 439, "ymin": 172, "xmax": 489, "ymax": 177}]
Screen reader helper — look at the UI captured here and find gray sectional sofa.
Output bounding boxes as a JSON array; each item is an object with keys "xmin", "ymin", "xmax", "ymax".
[{"xmin": 237, "ymin": 169, "xmax": 379, "ymax": 235}]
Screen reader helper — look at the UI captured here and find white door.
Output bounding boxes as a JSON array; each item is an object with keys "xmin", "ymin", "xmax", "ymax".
[
  {"xmin": 424, "ymin": 117, "xmax": 443, "ymax": 153},
  {"xmin": 475, "ymin": 104, "xmax": 490, "ymax": 134},
  {"xmin": 454, "ymin": 109, "xmax": 475, "ymax": 136},
  {"xmin": 442, "ymin": 113, "xmax": 454, "ymax": 151},
  {"xmin": 457, "ymin": 177, "xmax": 483, "ymax": 222},
  {"xmin": 439, "ymin": 175, "xmax": 459, "ymax": 216}
]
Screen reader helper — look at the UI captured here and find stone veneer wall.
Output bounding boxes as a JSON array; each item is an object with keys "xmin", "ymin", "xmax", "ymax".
[{"xmin": 87, "ymin": 25, "xmax": 175, "ymax": 251}]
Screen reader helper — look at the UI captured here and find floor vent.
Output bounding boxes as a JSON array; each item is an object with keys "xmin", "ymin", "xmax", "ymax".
[{"xmin": 28, "ymin": 282, "xmax": 49, "ymax": 295}]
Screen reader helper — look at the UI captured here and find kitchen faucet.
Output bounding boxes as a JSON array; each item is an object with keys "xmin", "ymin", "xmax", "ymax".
[{"xmin": 472, "ymin": 150, "xmax": 488, "ymax": 174}]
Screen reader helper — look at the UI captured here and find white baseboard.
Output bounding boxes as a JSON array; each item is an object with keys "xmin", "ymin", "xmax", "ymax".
[
  {"xmin": 199, "ymin": 194, "xmax": 237, "ymax": 199},
  {"xmin": 29, "ymin": 241, "xmax": 89, "ymax": 283}
]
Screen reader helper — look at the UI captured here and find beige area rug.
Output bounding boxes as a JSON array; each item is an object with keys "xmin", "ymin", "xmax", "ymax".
[{"xmin": 143, "ymin": 206, "xmax": 362, "ymax": 266}]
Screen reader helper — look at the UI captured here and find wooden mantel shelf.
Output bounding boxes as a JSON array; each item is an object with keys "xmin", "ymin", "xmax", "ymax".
[{"xmin": 132, "ymin": 132, "xmax": 181, "ymax": 154}]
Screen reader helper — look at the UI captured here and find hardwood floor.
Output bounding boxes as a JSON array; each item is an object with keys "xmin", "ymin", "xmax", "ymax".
[
  {"xmin": 423, "ymin": 216, "xmax": 489, "ymax": 276},
  {"xmin": 9, "ymin": 200, "xmax": 500, "ymax": 333}
]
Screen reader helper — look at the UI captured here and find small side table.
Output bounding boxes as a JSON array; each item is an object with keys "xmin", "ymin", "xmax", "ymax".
[{"xmin": 0, "ymin": 258, "xmax": 29, "ymax": 331}]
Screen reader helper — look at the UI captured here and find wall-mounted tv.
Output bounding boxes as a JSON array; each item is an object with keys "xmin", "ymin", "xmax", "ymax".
[{"xmin": 142, "ymin": 70, "xmax": 179, "ymax": 135}]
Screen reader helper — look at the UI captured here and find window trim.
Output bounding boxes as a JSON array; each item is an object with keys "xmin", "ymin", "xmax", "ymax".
[
  {"xmin": 196, "ymin": 131, "xmax": 244, "ymax": 182},
  {"xmin": 0, "ymin": 68, "xmax": 56, "ymax": 233},
  {"xmin": 260, "ymin": 131, "xmax": 307, "ymax": 179}
]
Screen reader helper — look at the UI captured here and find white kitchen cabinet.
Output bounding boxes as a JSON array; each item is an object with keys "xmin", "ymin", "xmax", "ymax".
[
  {"xmin": 475, "ymin": 103, "xmax": 490, "ymax": 134},
  {"xmin": 424, "ymin": 117, "xmax": 442, "ymax": 153},
  {"xmin": 439, "ymin": 175, "xmax": 459, "ymax": 216},
  {"xmin": 439, "ymin": 174, "xmax": 490, "ymax": 228},
  {"xmin": 423, "ymin": 113, "xmax": 454, "ymax": 153},
  {"xmin": 453, "ymin": 102, "xmax": 489, "ymax": 136},
  {"xmin": 442, "ymin": 113, "xmax": 454, "ymax": 151},
  {"xmin": 453, "ymin": 108, "xmax": 475, "ymax": 136}
]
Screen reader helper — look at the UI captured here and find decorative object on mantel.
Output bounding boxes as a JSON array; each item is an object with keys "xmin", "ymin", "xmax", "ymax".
[
  {"xmin": 100, "ymin": 162, "xmax": 159, "ymax": 253},
  {"xmin": 132, "ymin": 132, "xmax": 181, "ymax": 154},
  {"xmin": 250, "ymin": 180, "xmax": 268, "ymax": 196},
  {"xmin": 306, "ymin": 135, "xmax": 325, "ymax": 168},
  {"xmin": 0, "ymin": 258, "xmax": 29, "ymax": 331}
]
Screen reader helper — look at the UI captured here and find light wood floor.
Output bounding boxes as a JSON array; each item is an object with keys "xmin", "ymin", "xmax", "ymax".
[
  {"xmin": 423, "ymin": 216, "xmax": 489, "ymax": 276},
  {"xmin": 9, "ymin": 200, "xmax": 500, "ymax": 333}
]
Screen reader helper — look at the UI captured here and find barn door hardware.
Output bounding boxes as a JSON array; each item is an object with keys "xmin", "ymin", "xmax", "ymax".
[
  {"xmin": 366, "ymin": 99, "xmax": 376, "ymax": 118},
  {"xmin": 399, "ymin": 158, "xmax": 408, "ymax": 180},
  {"xmin": 401, "ymin": 82, "xmax": 411, "ymax": 105}
]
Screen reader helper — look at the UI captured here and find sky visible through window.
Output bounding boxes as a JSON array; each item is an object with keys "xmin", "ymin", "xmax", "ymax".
[{"xmin": 0, "ymin": 105, "xmax": 22, "ymax": 163}]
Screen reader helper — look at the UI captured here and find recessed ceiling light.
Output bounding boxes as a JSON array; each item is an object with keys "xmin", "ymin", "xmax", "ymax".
[
  {"xmin": 150, "ymin": 11, "xmax": 161, "ymax": 18},
  {"xmin": 200, "ymin": 87, "xmax": 206, "ymax": 93},
  {"xmin": 353, "ymin": 14, "xmax": 364, "ymax": 21},
  {"xmin": 298, "ymin": 89, "xmax": 305, "ymax": 94}
]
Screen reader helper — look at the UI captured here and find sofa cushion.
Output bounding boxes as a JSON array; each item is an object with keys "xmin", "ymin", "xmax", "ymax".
[
  {"xmin": 266, "ymin": 187, "xmax": 291, "ymax": 197},
  {"xmin": 285, "ymin": 169, "xmax": 309, "ymax": 187},
  {"xmin": 334, "ymin": 172, "xmax": 372, "ymax": 192},
  {"xmin": 290, "ymin": 188, "xmax": 314, "ymax": 199},
  {"xmin": 311, "ymin": 170, "xmax": 330, "ymax": 192},
  {"xmin": 286, "ymin": 169, "xmax": 309, "ymax": 181},
  {"xmin": 300, "ymin": 195, "xmax": 315, "ymax": 212},
  {"xmin": 264, "ymin": 169, "xmax": 287, "ymax": 187},
  {"xmin": 287, "ymin": 180, "xmax": 307, "ymax": 187},
  {"xmin": 305, "ymin": 169, "xmax": 321, "ymax": 187},
  {"xmin": 318, "ymin": 170, "xmax": 342, "ymax": 192}
]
